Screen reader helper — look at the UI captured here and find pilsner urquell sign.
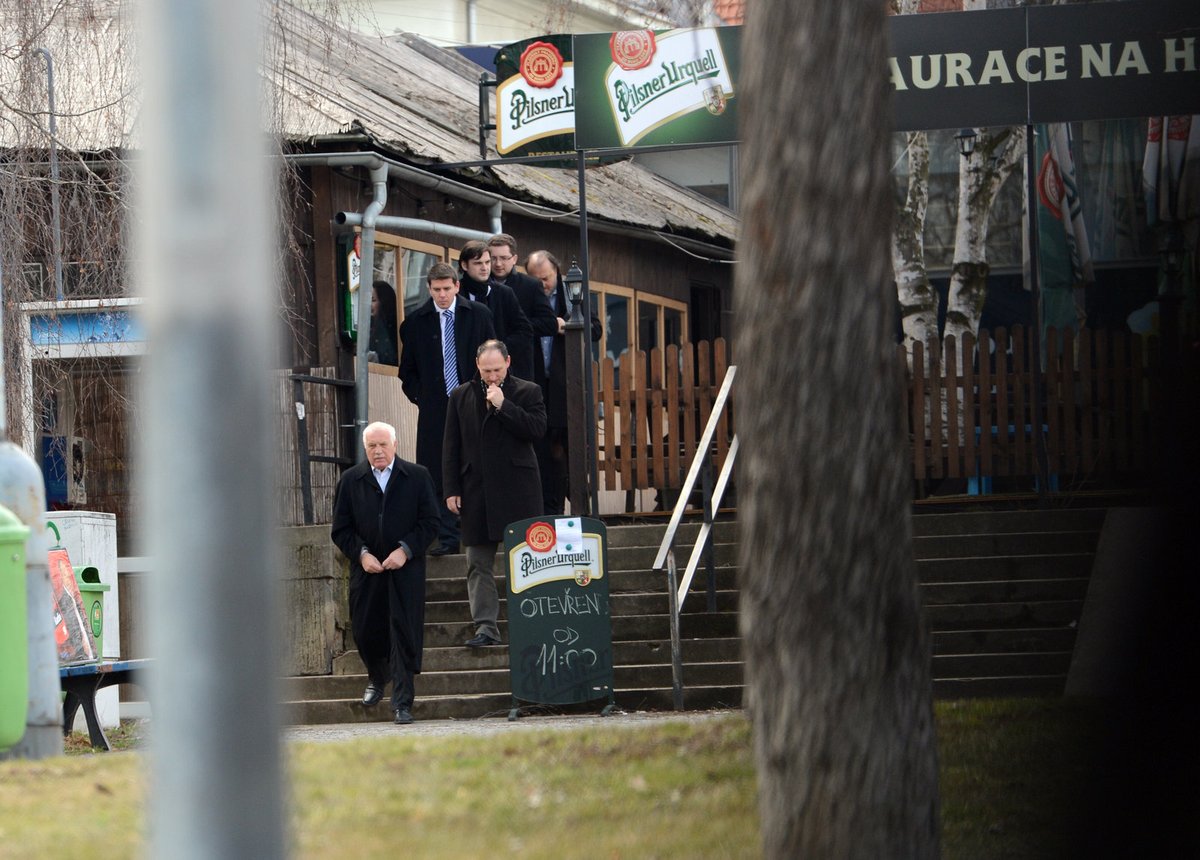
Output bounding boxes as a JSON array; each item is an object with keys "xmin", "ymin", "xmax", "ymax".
[
  {"xmin": 573, "ymin": 27, "xmax": 741, "ymax": 150},
  {"xmin": 494, "ymin": 35, "xmax": 576, "ymax": 157}
]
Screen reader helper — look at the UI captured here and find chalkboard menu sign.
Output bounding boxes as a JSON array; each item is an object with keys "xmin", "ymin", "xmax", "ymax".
[{"xmin": 504, "ymin": 516, "xmax": 614, "ymax": 715}]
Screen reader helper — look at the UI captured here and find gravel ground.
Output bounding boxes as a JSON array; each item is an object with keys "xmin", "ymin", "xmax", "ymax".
[{"xmin": 285, "ymin": 708, "xmax": 742, "ymax": 742}]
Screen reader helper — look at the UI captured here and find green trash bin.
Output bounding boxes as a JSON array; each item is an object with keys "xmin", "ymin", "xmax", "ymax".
[
  {"xmin": 0, "ymin": 504, "xmax": 30, "ymax": 750},
  {"xmin": 75, "ymin": 566, "xmax": 110, "ymax": 661}
]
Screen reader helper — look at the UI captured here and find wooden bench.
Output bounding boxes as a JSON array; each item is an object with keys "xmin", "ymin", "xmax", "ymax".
[{"xmin": 59, "ymin": 659, "xmax": 150, "ymax": 750}]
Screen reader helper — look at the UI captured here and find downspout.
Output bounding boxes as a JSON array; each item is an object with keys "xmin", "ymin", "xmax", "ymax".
[
  {"xmin": 354, "ymin": 161, "xmax": 388, "ymax": 459},
  {"xmin": 466, "ymin": 0, "xmax": 477, "ymax": 43},
  {"xmin": 489, "ymin": 201, "xmax": 502, "ymax": 235}
]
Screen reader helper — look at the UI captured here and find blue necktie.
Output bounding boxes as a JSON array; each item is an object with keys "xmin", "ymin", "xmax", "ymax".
[{"xmin": 442, "ymin": 310, "xmax": 459, "ymax": 394}]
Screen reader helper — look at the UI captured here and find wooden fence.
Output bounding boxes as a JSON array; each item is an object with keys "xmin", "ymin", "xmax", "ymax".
[
  {"xmin": 281, "ymin": 326, "xmax": 1180, "ymax": 522},
  {"xmin": 594, "ymin": 338, "xmax": 734, "ymax": 495},
  {"xmin": 905, "ymin": 325, "xmax": 1163, "ymax": 491}
]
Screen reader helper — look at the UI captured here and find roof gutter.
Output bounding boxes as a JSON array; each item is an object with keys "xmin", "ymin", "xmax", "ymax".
[{"xmin": 282, "ymin": 149, "xmax": 736, "ymax": 260}]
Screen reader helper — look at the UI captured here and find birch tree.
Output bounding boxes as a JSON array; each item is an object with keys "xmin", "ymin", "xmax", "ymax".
[
  {"xmin": 737, "ymin": 0, "xmax": 940, "ymax": 855},
  {"xmin": 944, "ymin": 125, "xmax": 1023, "ymax": 349}
]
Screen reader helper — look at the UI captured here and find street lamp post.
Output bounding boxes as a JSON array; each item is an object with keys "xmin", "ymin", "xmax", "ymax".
[{"xmin": 563, "ymin": 261, "xmax": 589, "ymax": 517}]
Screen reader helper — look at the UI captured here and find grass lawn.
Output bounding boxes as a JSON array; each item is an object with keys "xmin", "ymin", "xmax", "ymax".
[{"xmin": 0, "ymin": 698, "xmax": 1110, "ymax": 859}]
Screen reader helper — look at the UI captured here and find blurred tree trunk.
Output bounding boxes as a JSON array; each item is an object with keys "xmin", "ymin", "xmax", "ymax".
[{"xmin": 736, "ymin": 0, "xmax": 940, "ymax": 857}]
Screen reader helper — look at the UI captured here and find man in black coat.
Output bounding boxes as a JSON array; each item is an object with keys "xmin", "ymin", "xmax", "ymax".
[
  {"xmin": 399, "ymin": 262, "xmax": 495, "ymax": 555},
  {"xmin": 489, "ymin": 233, "xmax": 558, "ymax": 378},
  {"xmin": 457, "ymin": 240, "xmax": 536, "ymax": 381},
  {"xmin": 525, "ymin": 249, "xmax": 603, "ymax": 515},
  {"xmin": 443, "ymin": 339, "xmax": 547, "ymax": 647},
  {"xmin": 331, "ymin": 421, "xmax": 441, "ymax": 725}
]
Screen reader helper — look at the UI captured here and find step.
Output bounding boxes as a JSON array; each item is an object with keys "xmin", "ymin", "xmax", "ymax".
[
  {"xmin": 602, "ymin": 519, "xmax": 739, "ymax": 549},
  {"xmin": 332, "ymin": 637, "xmax": 744, "ymax": 675},
  {"xmin": 932, "ymin": 674, "xmax": 1067, "ymax": 698},
  {"xmin": 912, "ymin": 508, "xmax": 1106, "ymax": 537},
  {"xmin": 913, "ymin": 530, "xmax": 1099, "ymax": 559},
  {"xmin": 920, "ymin": 577, "xmax": 1090, "ymax": 605},
  {"xmin": 916, "ymin": 553, "xmax": 1093, "ymax": 583},
  {"xmin": 924, "ymin": 599, "xmax": 1083, "ymax": 630},
  {"xmin": 930, "ymin": 627, "xmax": 1076, "ymax": 655},
  {"xmin": 931, "ymin": 651, "xmax": 1073, "ymax": 677},
  {"xmin": 422, "ymin": 542, "xmax": 739, "ymax": 578}
]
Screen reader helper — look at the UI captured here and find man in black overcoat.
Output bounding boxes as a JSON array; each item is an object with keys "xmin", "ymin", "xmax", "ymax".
[
  {"xmin": 488, "ymin": 233, "xmax": 558, "ymax": 379},
  {"xmin": 525, "ymin": 249, "xmax": 603, "ymax": 514},
  {"xmin": 443, "ymin": 339, "xmax": 547, "ymax": 647},
  {"xmin": 331, "ymin": 421, "xmax": 440, "ymax": 725},
  {"xmin": 399, "ymin": 262, "xmax": 495, "ymax": 555},
  {"xmin": 457, "ymin": 240, "xmax": 536, "ymax": 380}
]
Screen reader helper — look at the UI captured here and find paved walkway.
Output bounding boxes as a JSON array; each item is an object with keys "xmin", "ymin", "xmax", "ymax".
[{"xmin": 285, "ymin": 708, "xmax": 742, "ymax": 742}]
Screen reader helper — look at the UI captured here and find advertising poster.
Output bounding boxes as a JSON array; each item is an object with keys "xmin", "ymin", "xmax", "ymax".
[
  {"xmin": 573, "ymin": 27, "xmax": 741, "ymax": 150},
  {"xmin": 494, "ymin": 35, "xmax": 577, "ymax": 157}
]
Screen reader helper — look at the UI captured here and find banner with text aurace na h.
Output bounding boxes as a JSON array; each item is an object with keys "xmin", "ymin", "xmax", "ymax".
[
  {"xmin": 888, "ymin": 0, "xmax": 1200, "ymax": 132},
  {"xmin": 494, "ymin": 35, "xmax": 576, "ymax": 157},
  {"xmin": 504, "ymin": 516, "xmax": 613, "ymax": 707}
]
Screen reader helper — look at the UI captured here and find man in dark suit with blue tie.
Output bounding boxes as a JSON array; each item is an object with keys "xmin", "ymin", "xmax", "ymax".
[{"xmin": 399, "ymin": 262, "xmax": 495, "ymax": 555}]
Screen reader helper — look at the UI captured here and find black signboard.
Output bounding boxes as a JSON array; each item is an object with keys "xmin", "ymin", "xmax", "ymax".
[
  {"xmin": 503, "ymin": 516, "xmax": 615, "ymax": 718},
  {"xmin": 888, "ymin": 0, "xmax": 1200, "ymax": 132}
]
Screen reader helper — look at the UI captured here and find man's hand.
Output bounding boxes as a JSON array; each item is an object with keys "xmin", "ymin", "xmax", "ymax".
[
  {"xmin": 556, "ymin": 316, "xmax": 567, "ymax": 334},
  {"xmin": 485, "ymin": 383, "xmax": 505, "ymax": 411},
  {"xmin": 360, "ymin": 551, "xmax": 384, "ymax": 574},
  {"xmin": 446, "ymin": 495, "xmax": 461, "ymax": 515},
  {"xmin": 381, "ymin": 547, "xmax": 409, "ymax": 570}
]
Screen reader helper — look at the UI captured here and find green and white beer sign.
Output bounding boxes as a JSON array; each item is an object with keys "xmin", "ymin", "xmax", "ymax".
[{"xmin": 573, "ymin": 27, "xmax": 741, "ymax": 150}]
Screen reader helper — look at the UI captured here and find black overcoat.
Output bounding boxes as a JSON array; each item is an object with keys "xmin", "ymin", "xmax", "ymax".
[
  {"xmin": 535, "ymin": 275, "xmax": 603, "ymax": 429},
  {"xmin": 398, "ymin": 296, "xmax": 495, "ymax": 492},
  {"xmin": 501, "ymin": 269, "xmax": 558, "ymax": 379},
  {"xmin": 442, "ymin": 374, "xmax": 547, "ymax": 545},
  {"xmin": 461, "ymin": 276, "xmax": 536, "ymax": 381},
  {"xmin": 330, "ymin": 456, "xmax": 440, "ymax": 674}
]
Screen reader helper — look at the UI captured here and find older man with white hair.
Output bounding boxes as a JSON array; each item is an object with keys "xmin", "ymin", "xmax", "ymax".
[{"xmin": 331, "ymin": 421, "xmax": 440, "ymax": 724}]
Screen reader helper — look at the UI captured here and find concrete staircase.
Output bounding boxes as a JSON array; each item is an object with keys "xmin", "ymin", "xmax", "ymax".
[
  {"xmin": 283, "ymin": 508, "xmax": 1107, "ymax": 724},
  {"xmin": 283, "ymin": 521, "xmax": 741, "ymax": 724}
]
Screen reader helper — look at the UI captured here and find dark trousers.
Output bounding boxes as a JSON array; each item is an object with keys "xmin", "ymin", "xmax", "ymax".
[
  {"xmin": 537, "ymin": 426, "xmax": 569, "ymax": 515},
  {"xmin": 348, "ymin": 564, "xmax": 426, "ymax": 710}
]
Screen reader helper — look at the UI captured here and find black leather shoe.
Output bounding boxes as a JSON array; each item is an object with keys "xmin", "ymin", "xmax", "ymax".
[
  {"xmin": 428, "ymin": 543, "xmax": 458, "ymax": 557},
  {"xmin": 465, "ymin": 633, "xmax": 501, "ymax": 648},
  {"xmin": 394, "ymin": 708, "xmax": 414, "ymax": 725},
  {"xmin": 362, "ymin": 683, "xmax": 384, "ymax": 707}
]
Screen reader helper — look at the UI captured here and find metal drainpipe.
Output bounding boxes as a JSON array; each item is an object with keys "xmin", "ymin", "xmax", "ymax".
[
  {"xmin": 35, "ymin": 49, "xmax": 64, "ymax": 303},
  {"xmin": 466, "ymin": 0, "xmax": 477, "ymax": 43},
  {"xmin": 489, "ymin": 201, "xmax": 502, "ymax": 235},
  {"xmin": 336, "ymin": 212, "xmax": 492, "ymax": 244},
  {"xmin": 354, "ymin": 162, "xmax": 388, "ymax": 460}
]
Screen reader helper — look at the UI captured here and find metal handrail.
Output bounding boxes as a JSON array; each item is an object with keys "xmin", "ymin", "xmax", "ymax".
[
  {"xmin": 654, "ymin": 365, "xmax": 738, "ymax": 709},
  {"xmin": 652, "ymin": 365, "xmax": 737, "ymax": 577}
]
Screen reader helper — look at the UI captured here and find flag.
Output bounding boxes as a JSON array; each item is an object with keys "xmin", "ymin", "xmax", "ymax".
[{"xmin": 1037, "ymin": 123, "xmax": 1093, "ymax": 338}]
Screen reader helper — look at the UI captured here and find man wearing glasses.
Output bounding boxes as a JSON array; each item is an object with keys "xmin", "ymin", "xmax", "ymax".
[{"xmin": 488, "ymin": 233, "xmax": 557, "ymax": 381}]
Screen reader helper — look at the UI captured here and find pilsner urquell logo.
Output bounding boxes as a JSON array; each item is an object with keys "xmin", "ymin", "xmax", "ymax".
[{"xmin": 603, "ymin": 28, "xmax": 734, "ymax": 147}]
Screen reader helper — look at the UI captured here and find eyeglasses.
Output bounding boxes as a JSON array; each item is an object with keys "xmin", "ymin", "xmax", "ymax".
[{"xmin": 491, "ymin": 254, "xmax": 514, "ymax": 263}]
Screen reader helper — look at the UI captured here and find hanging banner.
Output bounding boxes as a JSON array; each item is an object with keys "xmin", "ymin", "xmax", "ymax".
[
  {"xmin": 572, "ymin": 26, "xmax": 741, "ymax": 150},
  {"xmin": 494, "ymin": 35, "xmax": 577, "ymax": 157}
]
